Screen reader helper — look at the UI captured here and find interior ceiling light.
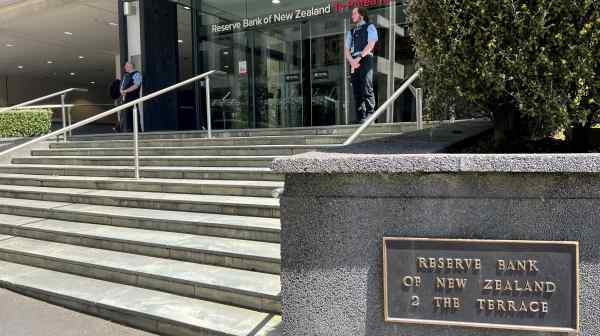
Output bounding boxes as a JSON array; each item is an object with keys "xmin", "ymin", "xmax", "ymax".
[
  {"xmin": 183, "ymin": 6, "xmax": 190, "ymax": 10},
  {"xmin": 78, "ymin": 56, "xmax": 85, "ymax": 59},
  {"xmin": 108, "ymin": 22, "xmax": 118, "ymax": 26},
  {"xmin": 178, "ymin": 39, "xmax": 183, "ymax": 43},
  {"xmin": 69, "ymin": 72, "xmax": 76, "ymax": 76},
  {"xmin": 5, "ymin": 43, "xmax": 14, "ymax": 47},
  {"xmin": 272, "ymin": 0, "xmax": 280, "ymax": 4},
  {"xmin": 17, "ymin": 65, "xmax": 23, "ymax": 69},
  {"xmin": 64, "ymin": 31, "xmax": 73, "ymax": 35},
  {"xmin": 47, "ymin": 60, "xmax": 54, "ymax": 64},
  {"xmin": 90, "ymin": 81, "xmax": 96, "ymax": 84}
]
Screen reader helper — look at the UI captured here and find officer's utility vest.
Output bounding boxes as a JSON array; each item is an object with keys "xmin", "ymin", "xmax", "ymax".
[
  {"xmin": 122, "ymin": 71, "xmax": 141, "ymax": 100},
  {"xmin": 350, "ymin": 23, "xmax": 373, "ymax": 56}
]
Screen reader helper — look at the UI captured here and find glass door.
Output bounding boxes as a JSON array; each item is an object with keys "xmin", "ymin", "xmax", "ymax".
[
  {"xmin": 307, "ymin": 16, "xmax": 346, "ymax": 126},
  {"xmin": 203, "ymin": 31, "xmax": 251, "ymax": 129},
  {"xmin": 251, "ymin": 23, "xmax": 304, "ymax": 128},
  {"xmin": 392, "ymin": 2, "xmax": 417, "ymax": 122},
  {"xmin": 195, "ymin": 0, "xmax": 400, "ymax": 129}
]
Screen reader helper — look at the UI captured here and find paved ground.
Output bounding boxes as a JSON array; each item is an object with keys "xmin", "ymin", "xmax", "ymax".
[{"xmin": 0, "ymin": 288, "xmax": 158, "ymax": 336}]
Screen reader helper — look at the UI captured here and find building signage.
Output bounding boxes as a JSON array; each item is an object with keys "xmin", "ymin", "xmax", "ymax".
[
  {"xmin": 210, "ymin": 0, "xmax": 391, "ymax": 34},
  {"xmin": 285, "ymin": 74, "xmax": 300, "ymax": 82},
  {"xmin": 314, "ymin": 71, "xmax": 329, "ymax": 80},
  {"xmin": 239, "ymin": 61, "xmax": 248, "ymax": 75},
  {"xmin": 383, "ymin": 238, "xmax": 579, "ymax": 333}
]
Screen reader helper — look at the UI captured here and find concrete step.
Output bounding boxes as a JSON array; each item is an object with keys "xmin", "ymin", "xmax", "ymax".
[
  {"xmin": 0, "ymin": 165, "xmax": 283, "ymax": 181},
  {"xmin": 68, "ymin": 122, "xmax": 418, "ymax": 142},
  {"xmin": 0, "ymin": 260, "xmax": 281, "ymax": 336},
  {"xmin": 0, "ymin": 236, "xmax": 281, "ymax": 313},
  {"xmin": 0, "ymin": 199, "xmax": 280, "ymax": 243},
  {"xmin": 0, "ymin": 184, "xmax": 280, "ymax": 218},
  {"xmin": 32, "ymin": 144, "xmax": 339, "ymax": 157},
  {"xmin": 51, "ymin": 133, "xmax": 399, "ymax": 149},
  {"xmin": 0, "ymin": 218, "xmax": 280, "ymax": 274},
  {"xmin": 12, "ymin": 156, "xmax": 278, "ymax": 168},
  {"xmin": 0, "ymin": 173, "xmax": 284, "ymax": 197}
]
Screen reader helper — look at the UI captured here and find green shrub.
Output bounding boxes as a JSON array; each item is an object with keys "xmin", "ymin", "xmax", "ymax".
[
  {"xmin": 0, "ymin": 109, "xmax": 53, "ymax": 137},
  {"xmin": 408, "ymin": 0, "xmax": 600, "ymax": 149}
]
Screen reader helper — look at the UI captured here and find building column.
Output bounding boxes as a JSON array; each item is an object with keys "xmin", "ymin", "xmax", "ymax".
[{"xmin": 137, "ymin": 0, "xmax": 179, "ymax": 131}]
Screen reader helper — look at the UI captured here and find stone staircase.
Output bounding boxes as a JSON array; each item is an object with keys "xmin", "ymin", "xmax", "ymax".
[{"xmin": 0, "ymin": 123, "xmax": 418, "ymax": 335}]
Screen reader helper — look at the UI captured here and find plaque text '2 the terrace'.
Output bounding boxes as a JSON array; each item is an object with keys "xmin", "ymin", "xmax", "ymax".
[{"xmin": 383, "ymin": 238, "xmax": 579, "ymax": 333}]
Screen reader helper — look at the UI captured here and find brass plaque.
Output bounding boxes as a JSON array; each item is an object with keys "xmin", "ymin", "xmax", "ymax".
[{"xmin": 383, "ymin": 238, "xmax": 579, "ymax": 333}]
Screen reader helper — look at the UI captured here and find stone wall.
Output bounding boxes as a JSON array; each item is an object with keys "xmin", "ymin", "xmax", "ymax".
[{"xmin": 274, "ymin": 154, "xmax": 600, "ymax": 336}]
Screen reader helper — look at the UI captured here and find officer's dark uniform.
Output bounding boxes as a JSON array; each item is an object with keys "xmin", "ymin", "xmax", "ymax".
[
  {"xmin": 349, "ymin": 22, "xmax": 377, "ymax": 122},
  {"xmin": 120, "ymin": 70, "xmax": 141, "ymax": 132}
]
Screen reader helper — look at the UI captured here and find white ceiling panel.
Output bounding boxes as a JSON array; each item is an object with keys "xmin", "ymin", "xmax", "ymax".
[{"xmin": 0, "ymin": 0, "xmax": 118, "ymax": 86}]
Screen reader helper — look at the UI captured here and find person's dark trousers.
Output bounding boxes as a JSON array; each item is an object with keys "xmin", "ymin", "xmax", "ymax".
[{"xmin": 350, "ymin": 55, "xmax": 375, "ymax": 123}]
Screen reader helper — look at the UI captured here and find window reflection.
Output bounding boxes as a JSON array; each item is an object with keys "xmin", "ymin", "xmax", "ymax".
[{"xmin": 193, "ymin": 0, "xmax": 408, "ymax": 129}]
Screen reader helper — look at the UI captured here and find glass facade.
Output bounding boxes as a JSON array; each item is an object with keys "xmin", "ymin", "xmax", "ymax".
[{"xmin": 178, "ymin": 0, "xmax": 415, "ymax": 130}]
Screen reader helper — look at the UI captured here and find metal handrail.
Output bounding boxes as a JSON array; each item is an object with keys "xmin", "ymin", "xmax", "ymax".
[
  {"xmin": 0, "ymin": 88, "xmax": 87, "ymax": 114},
  {"xmin": 7, "ymin": 104, "xmax": 75, "ymax": 110},
  {"xmin": 0, "ymin": 88, "xmax": 88, "ymax": 143},
  {"xmin": 344, "ymin": 68, "xmax": 423, "ymax": 145},
  {"xmin": 0, "ymin": 70, "xmax": 223, "ymax": 180}
]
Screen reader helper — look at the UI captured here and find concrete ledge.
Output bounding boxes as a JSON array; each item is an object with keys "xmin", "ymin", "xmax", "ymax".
[
  {"xmin": 272, "ymin": 119, "xmax": 494, "ymax": 174},
  {"xmin": 276, "ymin": 122, "xmax": 600, "ymax": 336},
  {"xmin": 274, "ymin": 153, "xmax": 600, "ymax": 174}
]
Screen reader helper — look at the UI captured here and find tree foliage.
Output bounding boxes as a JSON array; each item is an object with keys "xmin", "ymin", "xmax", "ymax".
[{"xmin": 408, "ymin": 0, "xmax": 600, "ymax": 145}]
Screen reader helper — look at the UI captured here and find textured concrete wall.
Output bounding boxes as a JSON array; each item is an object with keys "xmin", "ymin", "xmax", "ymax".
[{"xmin": 277, "ymin": 167, "xmax": 600, "ymax": 336}]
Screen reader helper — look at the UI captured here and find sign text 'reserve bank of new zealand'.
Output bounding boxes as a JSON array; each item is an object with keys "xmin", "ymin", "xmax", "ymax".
[{"xmin": 210, "ymin": 0, "xmax": 391, "ymax": 33}]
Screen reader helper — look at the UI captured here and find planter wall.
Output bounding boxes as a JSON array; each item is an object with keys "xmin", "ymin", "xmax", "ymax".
[{"xmin": 274, "ymin": 154, "xmax": 600, "ymax": 336}]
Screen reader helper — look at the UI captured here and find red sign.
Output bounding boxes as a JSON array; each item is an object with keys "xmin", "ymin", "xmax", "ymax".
[{"xmin": 333, "ymin": 0, "xmax": 392, "ymax": 12}]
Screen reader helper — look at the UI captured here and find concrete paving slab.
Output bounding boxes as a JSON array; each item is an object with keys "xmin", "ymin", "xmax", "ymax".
[
  {"xmin": 0, "ymin": 164, "xmax": 276, "ymax": 172},
  {"xmin": 174, "ymin": 235, "xmax": 280, "ymax": 261},
  {"xmin": 49, "ymin": 133, "xmax": 395, "ymax": 149},
  {"xmin": 56, "ymin": 203, "xmax": 281, "ymax": 231},
  {"xmin": 0, "ymin": 237, "xmax": 281, "ymax": 298},
  {"xmin": 0, "ymin": 214, "xmax": 43, "ymax": 226},
  {"xmin": 18, "ymin": 155, "xmax": 281, "ymax": 160},
  {"xmin": 0, "ymin": 173, "xmax": 283, "ymax": 189},
  {"xmin": 0, "ymin": 197, "xmax": 69, "ymax": 209},
  {"xmin": 0, "ymin": 184, "xmax": 96, "ymax": 195},
  {"xmin": 0, "ymin": 261, "xmax": 281, "ymax": 336},
  {"xmin": 20, "ymin": 219, "xmax": 281, "ymax": 261},
  {"xmin": 86, "ymin": 188, "xmax": 280, "ymax": 207},
  {"xmin": 0, "ymin": 287, "xmax": 158, "ymax": 336}
]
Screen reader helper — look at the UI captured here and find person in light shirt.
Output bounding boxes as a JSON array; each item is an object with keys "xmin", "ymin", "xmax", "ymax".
[
  {"xmin": 345, "ymin": 6, "xmax": 379, "ymax": 123},
  {"xmin": 119, "ymin": 62, "xmax": 142, "ymax": 132}
]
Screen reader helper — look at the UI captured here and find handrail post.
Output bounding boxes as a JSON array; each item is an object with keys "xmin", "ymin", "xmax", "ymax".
[
  {"xmin": 416, "ymin": 88, "xmax": 423, "ymax": 130},
  {"xmin": 61, "ymin": 94, "xmax": 67, "ymax": 143},
  {"xmin": 133, "ymin": 104, "xmax": 141, "ymax": 180},
  {"xmin": 67, "ymin": 106, "xmax": 73, "ymax": 137},
  {"xmin": 205, "ymin": 77, "xmax": 212, "ymax": 139}
]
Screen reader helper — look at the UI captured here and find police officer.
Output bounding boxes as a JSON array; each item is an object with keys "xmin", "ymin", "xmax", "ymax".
[
  {"xmin": 345, "ymin": 7, "xmax": 378, "ymax": 123},
  {"xmin": 120, "ymin": 62, "xmax": 142, "ymax": 132}
]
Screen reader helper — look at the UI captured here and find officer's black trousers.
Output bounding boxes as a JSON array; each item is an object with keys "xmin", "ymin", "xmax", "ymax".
[
  {"xmin": 120, "ymin": 98, "xmax": 142, "ymax": 133},
  {"xmin": 350, "ymin": 55, "xmax": 375, "ymax": 123}
]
